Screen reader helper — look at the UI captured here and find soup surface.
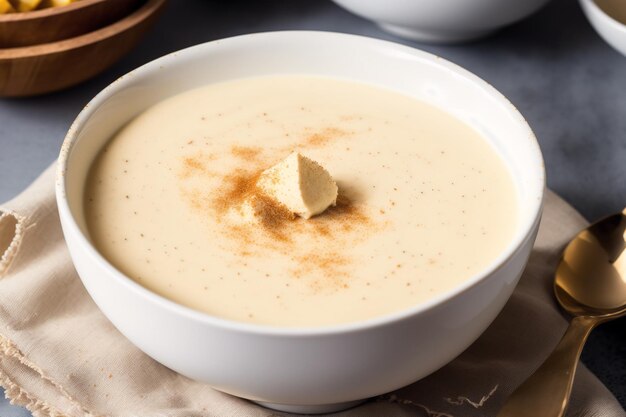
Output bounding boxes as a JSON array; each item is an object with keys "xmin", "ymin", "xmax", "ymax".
[{"xmin": 85, "ymin": 76, "xmax": 518, "ymax": 327}]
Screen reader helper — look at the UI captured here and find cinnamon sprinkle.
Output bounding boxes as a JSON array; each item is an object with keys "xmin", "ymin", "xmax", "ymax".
[
  {"xmin": 230, "ymin": 145, "xmax": 262, "ymax": 162},
  {"xmin": 246, "ymin": 193, "xmax": 295, "ymax": 241},
  {"xmin": 213, "ymin": 169, "xmax": 259, "ymax": 212},
  {"xmin": 211, "ymin": 169, "xmax": 295, "ymax": 241},
  {"xmin": 179, "ymin": 153, "xmax": 216, "ymax": 179},
  {"xmin": 294, "ymin": 252, "xmax": 351, "ymax": 287},
  {"xmin": 183, "ymin": 156, "xmax": 204, "ymax": 173},
  {"xmin": 217, "ymin": 171, "xmax": 373, "ymax": 288},
  {"xmin": 178, "ymin": 127, "xmax": 382, "ymax": 291},
  {"xmin": 304, "ymin": 127, "xmax": 350, "ymax": 147}
]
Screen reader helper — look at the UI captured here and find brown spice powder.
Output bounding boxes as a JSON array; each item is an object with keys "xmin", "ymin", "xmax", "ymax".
[
  {"xmin": 247, "ymin": 193, "xmax": 295, "ymax": 241},
  {"xmin": 179, "ymin": 153, "xmax": 217, "ymax": 179},
  {"xmin": 178, "ymin": 126, "xmax": 380, "ymax": 290},
  {"xmin": 304, "ymin": 127, "xmax": 349, "ymax": 147},
  {"xmin": 212, "ymin": 169, "xmax": 295, "ymax": 241},
  {"xmin": 294, "ymin": 252, "xmax": 351, "ymax": 285},
  {"xmin": 230, "ymin": 145, "xmax": 262, "ymax": 162},
  {"xmin": 182, "ymin": 156, "xmax": 204, "ymax": 176},
  {"xmin": 205, "ymin": 164, "xmax": 374, "ymax": 288},
  {"xmin": 213, "ymin": 169, "xmax": 259, "ymax": 213}
]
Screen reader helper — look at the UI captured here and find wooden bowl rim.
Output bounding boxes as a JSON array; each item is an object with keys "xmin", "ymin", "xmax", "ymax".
[
  {"xmin": 0, "ymin": 0, "xmax": 165, "ymax": 59},
  {"xmin": 0, "ymin": 0, "xmax": 109, "ymax": 23}
]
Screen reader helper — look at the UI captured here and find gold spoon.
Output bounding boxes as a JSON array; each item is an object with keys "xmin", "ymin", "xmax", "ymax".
[{"xmin": 497, "ymin": 208, "xmax": 626, "ymax": 417}]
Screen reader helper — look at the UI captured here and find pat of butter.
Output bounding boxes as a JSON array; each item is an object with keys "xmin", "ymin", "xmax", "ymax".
[{"xmin": 257, "ymin": 152, "xmax": 338, "ymax": 219}]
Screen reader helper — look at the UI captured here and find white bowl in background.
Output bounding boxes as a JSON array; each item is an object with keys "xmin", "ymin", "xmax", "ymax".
[
  {"xmin": 56, "ymin": 31, "xmax": 544, "ymax": 414},
  {"xmin": 580, "ymin": 0, "xmax": 626, "ymax": 56},
  {"xmin": 331, "ymin": 0, "xmax": 552, "ymax": 43}
]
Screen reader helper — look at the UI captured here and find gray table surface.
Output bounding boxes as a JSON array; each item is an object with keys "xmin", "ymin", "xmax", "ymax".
[{"xmin": 1, "ymin": 0, "xmax": 625, "ymax": 415}]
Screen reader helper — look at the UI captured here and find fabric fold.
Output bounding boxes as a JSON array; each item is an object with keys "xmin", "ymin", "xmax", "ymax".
[{"xmin": 0, "ymin": 211, "xmax": 23, "ymax": 277}]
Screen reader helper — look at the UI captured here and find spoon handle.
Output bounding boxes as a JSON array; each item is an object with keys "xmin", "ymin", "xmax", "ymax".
[{"xmin": 496, "ymin": 315, "xmax": 597, "ymax": 417}]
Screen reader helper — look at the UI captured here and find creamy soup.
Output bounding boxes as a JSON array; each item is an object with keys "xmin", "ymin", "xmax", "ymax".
[{"xmin": 85, "ymin": 76, "xmax": 518, "ymax": 327}]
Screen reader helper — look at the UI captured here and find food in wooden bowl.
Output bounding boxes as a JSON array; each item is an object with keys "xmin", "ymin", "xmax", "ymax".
[
  {"xmin": 1, "ymin": 0, "xmax": 80, "ymax": 13},
  {"xmin": 0, "ymin": 0, "xmax": 165, "ymax": 97},
  {"xmin": 0, "ymin": 0, "xmax": 145, "ymax": 48}
]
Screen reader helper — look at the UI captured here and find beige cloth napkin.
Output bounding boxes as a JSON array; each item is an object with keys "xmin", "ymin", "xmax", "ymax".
[{"xmin": 0, "ymin": 164, "xmax": 624, "ymax": 417}]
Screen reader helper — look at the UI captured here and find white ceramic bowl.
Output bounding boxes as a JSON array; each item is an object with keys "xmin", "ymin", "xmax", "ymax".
[
  {"xmin": 331, "ymin": 0, "xmax": 552, "ymax": 43},
  {"xmin": 580, "ymin": 0, "xmax": 626, "ymax": 57},
  {"xmin": 56, "ymin": 31, "xmax": 544, "ymax": 414}
]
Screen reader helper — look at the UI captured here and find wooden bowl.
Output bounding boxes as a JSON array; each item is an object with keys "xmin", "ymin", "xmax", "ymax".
[
  {"xmin": 0, "ymin": 0, "xmax": 166, "ymax": 97},
  {"xmin": 0, "ymin": 0, "xmax": 146, "ymax": 48}
]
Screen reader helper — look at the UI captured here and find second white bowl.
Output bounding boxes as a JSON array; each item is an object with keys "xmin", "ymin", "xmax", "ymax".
[
  {"xmin": 580, "ymin": 0, "xmax": 626, "ymax": 56},
  {"xmin": 331, "ymin": 0, "xmax": 552, "ymax": 43}
]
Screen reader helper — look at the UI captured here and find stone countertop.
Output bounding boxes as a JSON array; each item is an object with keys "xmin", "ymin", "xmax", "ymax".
[{"xmin": 0, "ymin": 0, "xmax": 624, "ymax": 414}]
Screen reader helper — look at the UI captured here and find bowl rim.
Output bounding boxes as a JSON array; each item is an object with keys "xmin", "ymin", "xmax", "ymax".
[
  {"xmin": 0, "ymin": 0, "xmax": 107, "ymax": 22},
  {"xmin": 56, "ymin": 30, "xmax": 545, "ymax": 337},
  {"xmin": 580, "ymin": 0, "xmax": 626, "ymax": 33},
  {"xmin": 0, "ymin": 0, "xmax": 164, "ymax": 59}
]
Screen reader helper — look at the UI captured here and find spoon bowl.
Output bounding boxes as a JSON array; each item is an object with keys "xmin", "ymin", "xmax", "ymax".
[
  {"xmin": 498, "ymin": 207, "xmax": 626, "ymax": 417},
  {"xmin": 556, "ymin": 209, "xmax": 626, "ymax": 316}
]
